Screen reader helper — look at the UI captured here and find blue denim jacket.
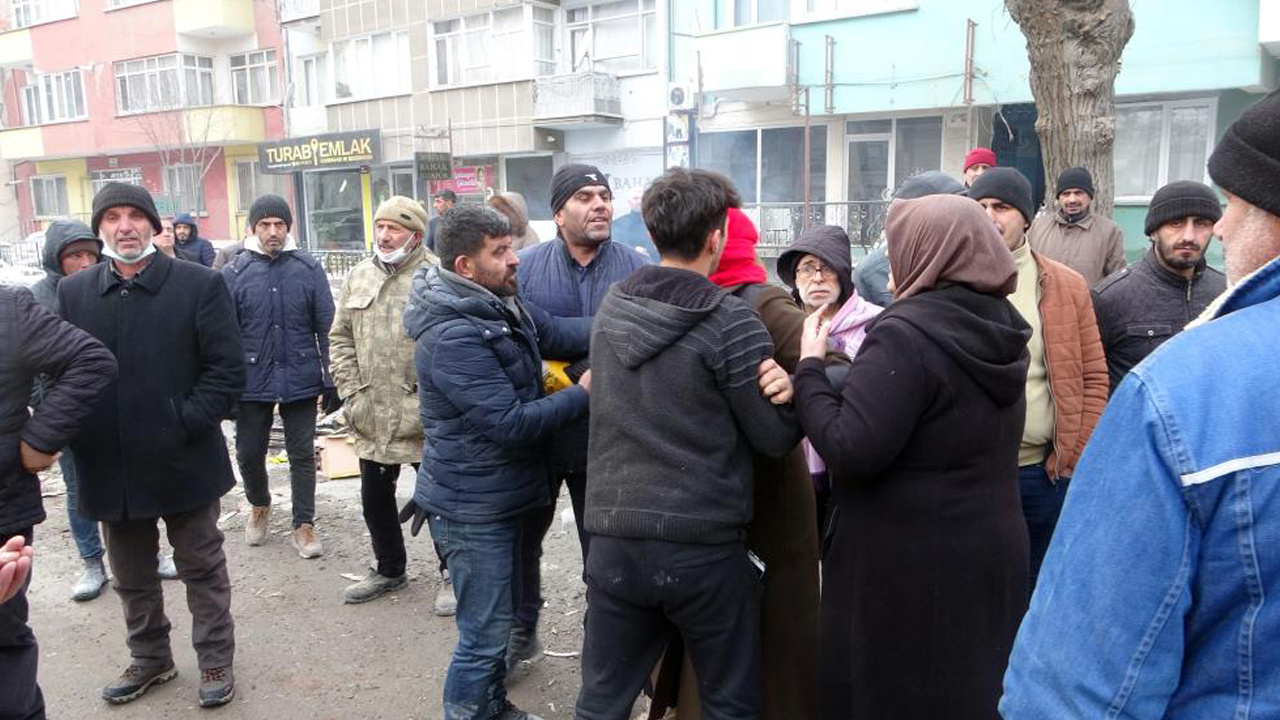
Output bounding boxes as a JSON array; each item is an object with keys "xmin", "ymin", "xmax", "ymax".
[{"xmin": 1001, "ymin": 254, "xmax": 1280, "ymax": 719}]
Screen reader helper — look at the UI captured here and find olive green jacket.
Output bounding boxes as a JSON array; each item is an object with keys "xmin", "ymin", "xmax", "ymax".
[{"xmin": 329, "ymin": 244, "xmax": 438, "ymax": 464}]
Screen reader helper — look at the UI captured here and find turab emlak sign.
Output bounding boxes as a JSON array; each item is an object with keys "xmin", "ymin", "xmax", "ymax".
[{"xmin": 258, "ymin": 130, "xmax": 381, "ymax": 174}]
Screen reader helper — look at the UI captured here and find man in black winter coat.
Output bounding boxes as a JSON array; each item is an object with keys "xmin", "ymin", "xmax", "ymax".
[
  {"xmin": 0, "ymin": 285, "xmax": 117, "ymax": 720},
  {"xmin": 58, "ymin": 182, "xmax": 246, "ymax": 708}
]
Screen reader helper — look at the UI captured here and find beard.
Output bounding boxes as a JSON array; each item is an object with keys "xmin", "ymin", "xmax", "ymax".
[
  {"xmin": 1157, "ymin": 241, "xmax": 1204, "ymax": 271},
  {"xmin": 475, "ymin": 265, "xmax": 519, "ymax": 296}
]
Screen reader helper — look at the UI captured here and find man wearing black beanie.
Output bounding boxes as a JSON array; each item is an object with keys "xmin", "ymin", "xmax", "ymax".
[
  {"xmin": 1091, "ymin": 180, "xmax": 1226, "ymax": 390},
  {"xmin": 1028, "ymin": 165, "xmax": 1126, "ymax": 285}
]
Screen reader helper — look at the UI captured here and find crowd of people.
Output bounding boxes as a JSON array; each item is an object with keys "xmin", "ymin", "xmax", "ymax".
[{"xmin": 1, "ymin": 87, "xmax": 1278, "ymax": 720}]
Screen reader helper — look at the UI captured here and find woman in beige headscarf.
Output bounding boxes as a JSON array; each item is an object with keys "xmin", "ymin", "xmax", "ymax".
[
  {"xmin": 793, "ymin": 194, "xmax": 1032, "ymax": 720},
  {"xmin": 489, "ymin": 191, "xmax": 540, "ymax": 251}
]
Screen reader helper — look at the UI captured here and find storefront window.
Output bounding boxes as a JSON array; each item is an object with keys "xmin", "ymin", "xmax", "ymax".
[
  {"xmin": 505, "ymin": 156, "xmax": 555, "ymax": 222},
  {"xmin": 304, "ymin": 169, "xmax": 364, "ymax": 250}
]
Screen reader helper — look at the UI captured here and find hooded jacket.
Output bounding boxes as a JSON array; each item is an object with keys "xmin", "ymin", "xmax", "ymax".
[
  {"xmin": 174, "ymin": 213, "xmax": 216, "ymax": 267},
  {"xmin": 585, "ymin": 265, "xmax": 802, "ymax": 544},
  {"xmin": 778, "ymin": 224, "xmax": 856, "ymax": 307},
  {"xmin": 403, "ymin": 265, "xmax": 591, "ymax": 523},
  {"xmin": 29, "ymin": 219, "xmax": 101, "ymax": 313},
  {"xmin": 490, "ymin": 192, "xmax": 540, "ymax": 251}
]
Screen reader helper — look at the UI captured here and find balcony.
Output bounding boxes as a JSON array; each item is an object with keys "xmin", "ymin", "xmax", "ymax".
[
  {"xmin": 280, "ymin": 0, "xmax": 320, "ymax": 24},
  {"xmin": 0, "ymin": 125, "xmax": 45, "ymax": 160},
  {"xmin": 696, "ymin": 22, "xmax": 792, "ymax": 102},
  {"xmin": 532, "ymin": 72, "xmax": 622, "ymax": 129},
  {"xmin": 173, "ymin": 0, "xmax": 253, "ymax": 38},
  {"xmin": 0, "ymin": 28, "xmax": 32, "ymax": 68}
]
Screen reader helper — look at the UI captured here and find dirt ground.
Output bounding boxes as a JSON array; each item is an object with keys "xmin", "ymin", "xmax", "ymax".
[{"xmin": 27, "ymin": 439, "xmax": 592, "ymax": 719}]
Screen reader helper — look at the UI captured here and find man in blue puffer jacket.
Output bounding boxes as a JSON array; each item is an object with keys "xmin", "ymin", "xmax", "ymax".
[
  {"xmin": 222, "ymin": 194, "xmax": 337, "ymax": 561},
  {"xmin": 173, "ymin": 213, "xmax": 216, "ymax": 267},
  {"xmin": 402, "ymin": 204, "xmax": 590, "ymax": 720}
]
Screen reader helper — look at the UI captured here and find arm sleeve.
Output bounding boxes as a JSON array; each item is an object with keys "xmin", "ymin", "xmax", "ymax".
[
  {"xmin": 528, "ymin": 301, "xmax": 592, "ymax": 361},
  {"xmin": 312, "ymin": 263, "xmax": 336, "ymax": 388},
  {"xmin": 1075, "ymin": 289, "xmax": 1110, "ymax": 455},
  {"xmin": 1090, "ymin": 288, "xmax": 1119, "ymax": 395},
  {"xmin": 1105, "ymin": 226, "xmax": 1127, "ymax": 278},
  {"xmin": 754, "ymin": 288, "xmax": 805, "ymax": 373},
  {"xmin": 179, "ymin": 276, "xmax": 246, "ymax": 434},
  {"xmin": 1001, "ymin": 375, "xmax": 1192, "ymax": 719},
  {"xmin": 328, "ymin": 278, "xmax": 360, "ymax": 399},
  {"xmin": 200, "ymin": 241, "xmax": 216, "ymax": 267},
  {"xmin": 432, "ymin": 325, "xmax": 589, "ymax": 450},
  {"xmin": 793, "ymin": 318, "xmax": 931, "ymax": 480},
  {"xmin": 17, "ymin": 289, "xmax": 118, "ymax": 454},
  {"xmin": 713, "ymin": 306, "xmax": 802, "ymax": 459}
]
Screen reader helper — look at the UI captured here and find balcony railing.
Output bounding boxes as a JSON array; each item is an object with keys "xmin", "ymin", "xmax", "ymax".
[
  {"xmin": 532, "ymin": 71, "xmax": 622, "ymax": 124},
  {"xmin": 747, "ymin": 201, "xmax": 891, "ymax": 260}
]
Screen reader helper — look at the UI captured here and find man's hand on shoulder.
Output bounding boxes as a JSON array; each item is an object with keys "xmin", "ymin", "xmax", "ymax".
[{"xmin": 757, "ymin": 359, "xmax": 792, "ymax": 405}]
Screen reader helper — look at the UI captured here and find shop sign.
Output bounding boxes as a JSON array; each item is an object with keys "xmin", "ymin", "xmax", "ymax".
[
  {"xmin": 415, "ymin": 152, "xmax": 453, "ymax": 183},
  {"xmin": 429, "ymin": 165, "xmax": 495, "ymax": 197},
  {"xmin": 259, "ymin": 131, "xmax": 381, "ymax": 173}
]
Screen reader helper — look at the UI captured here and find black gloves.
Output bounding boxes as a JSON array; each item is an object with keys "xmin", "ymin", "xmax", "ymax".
[
  {"xmin": 565, "ymin": 358, "xmax": 591, "ymax": 384},
  {"xmin": 320, "ymin": 387, "xmax": 344, "ymax": 416},
  {"xmin": 398, "ymin": 499, "xmax": 428, "ymax": 537}
]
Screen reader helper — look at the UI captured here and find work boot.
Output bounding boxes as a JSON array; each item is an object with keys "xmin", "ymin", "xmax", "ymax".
[
  {"xmin": 244, "ymin": 505, "xmax": 270, "ymax": 546},
  {"xmin": 434, "ymin": 569, "xmax": 457, "ymax": 616},
  {"xmin": 157, "ymin": 552, "xmax": 179, "ymax": 580},
  {"xmin": 495, "ymin": 701, "xmax": 544, "ymax": 720},
  {"xmin": 71, "ymin": 556, "xmax": 108, "ymax": 602},
  {"xmin": 101, "ymin": 662, "xmax": 178, "ymax": 704},
  {"xmin": 198, "ymin": 666, "xmax": 235, "ymax": 707},
  {"xmin": 291, "ymin": 523, "xmax": 323, "ymax": 559},
  {"xmin": 505, "ymin": 623, "xmax": 543, "ymax": 673},
  {"xmin": 342, "ymin": 570, "xmax": 408, "ymax": 604}
]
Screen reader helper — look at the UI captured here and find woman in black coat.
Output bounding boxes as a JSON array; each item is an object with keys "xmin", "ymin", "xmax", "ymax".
[{"xmin": 794, "ymin": 194, "xmax": 1032, "ymax": 720}]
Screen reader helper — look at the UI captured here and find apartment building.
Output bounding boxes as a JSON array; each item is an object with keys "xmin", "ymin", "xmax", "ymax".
[{"xmin": 0, "ymin": 0, "xmax": 290, "ymax": 241}]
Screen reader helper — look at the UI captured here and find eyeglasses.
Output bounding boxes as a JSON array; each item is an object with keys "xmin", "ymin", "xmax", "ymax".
[{"xmin": 795, "ymin": 263, "xmax": 835, "ymax": 280}]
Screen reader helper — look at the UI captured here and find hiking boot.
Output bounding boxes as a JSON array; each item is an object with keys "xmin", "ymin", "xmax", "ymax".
[
  {"xmin": 157, "ymin": 553, "xmax": 179, "ymax": 580},
  {"xmin": 291, "ymin": 523, "xmax": 323, "ymax": 559},
  {"xmin": 495, "ymin": 701, "xmax": 544, "ymax": 720},
  {"xmin": 71, "ymin": 556, "xmax": 108, "ymax": 602},
  {"xmin": 101, "ymin": 662, "xmax": 178, "ymax": 704},
  {"xmin": 434, "ymin": 569, "xmax": 457, "ymax": 616},
  {"xmin": 343, "ymin": 570, "xmax": 408, "ymax": 604},
  {"xmin": 505, "ymin": 623, "xmax": 543, "ymax": 673},
  {"xmin": 244, "ymin": 505, "xmax": 270, "ymax": 546},
  {"xmin": 198, "ymin": 666, "xmax": 235, "ymax": 707}
]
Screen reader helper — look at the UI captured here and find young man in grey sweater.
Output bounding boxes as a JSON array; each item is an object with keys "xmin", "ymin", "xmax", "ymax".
[{"xmin": 574, "ymin": 168, "xmax": 802, "ymax": 720}]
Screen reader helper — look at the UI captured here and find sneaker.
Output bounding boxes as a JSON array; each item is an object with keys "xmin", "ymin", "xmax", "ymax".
[
  {"xmin": 198, "ymin": 666, "xmax": 235, "ymax": 707},
  {"xmin": 342, "ymin": 570, "xmax": 408, "ymax": 604},
  {"xmin": 434, "ymin": 570, "xmax": 457, "ymax": 616},
  {"xmin": 495, "ymin": 701, "xmax": 544, "ymax": 720},
  {"xmin": 245, "ymin": 505, "xmax": 270, "ymax": 546},
  {"xmin": 505, "ymin": 623, "xmax": 543, "ymax": 673},
  {"xmin": 101, "ymin": 662, "xmax": 178, "ymax": 704},
  {"xmin": 291, "ymin": 523, "xmax": 323, "ymax": 559},
  {"xmin": 72, "ymin": 556, "xmax": 109, "ymax": 602},
  {"xmin": 157, "ymin": 553, "xmax": 179, "ymax": 580}
]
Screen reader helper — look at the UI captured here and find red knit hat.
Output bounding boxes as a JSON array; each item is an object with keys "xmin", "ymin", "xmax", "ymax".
[
  {"xmin": 709, "ymin": 207, "xmax": 766, "ymax": 288},
  {"xmin": 963, "ymin": 147, "xmax": 997, "ymax": 172}
]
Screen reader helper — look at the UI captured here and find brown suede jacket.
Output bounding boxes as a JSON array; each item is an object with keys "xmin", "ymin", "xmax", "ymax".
[{"xmin": 1034, "ymin": 251, "xmax": 1109, "ymax": 479}]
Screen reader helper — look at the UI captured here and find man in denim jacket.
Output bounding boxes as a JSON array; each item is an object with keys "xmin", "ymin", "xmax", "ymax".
[{"xmin": 1001, "ymin": 88, "xmax": 1280, "ymax": 718}]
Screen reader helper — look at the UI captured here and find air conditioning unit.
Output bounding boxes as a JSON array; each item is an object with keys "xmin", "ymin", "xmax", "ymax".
[{"xmin": 667, "ymin": 82, "xmax": 696, "ymax": 114}]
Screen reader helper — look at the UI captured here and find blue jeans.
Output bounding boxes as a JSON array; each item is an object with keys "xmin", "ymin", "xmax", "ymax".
[
  {"xmin": 1018, "ymin": 464, "xmax": 1071, "ymax": 594},
  {"xmin": 429, "ymin": 513, "xmax": 528, "ymax": 720},
  {"xmin": 61, "ymin": 450, "xmax": 103, "ymax": 560}
]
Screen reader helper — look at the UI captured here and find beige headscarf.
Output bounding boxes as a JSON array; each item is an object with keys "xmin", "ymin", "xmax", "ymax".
[{"xmin": 886, "ymin": 194, "xmax": 1018, "ymax": 301}]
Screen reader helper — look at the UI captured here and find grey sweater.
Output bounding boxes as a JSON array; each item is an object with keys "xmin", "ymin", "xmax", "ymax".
[{"xmin": 585, "ymin": 265, "xmax": 802, "ymax": 544}]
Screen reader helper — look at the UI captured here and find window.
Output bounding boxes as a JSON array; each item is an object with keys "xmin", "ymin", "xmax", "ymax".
[
  {"xmin": 506, "ymin": 156, "xmax": 555, "ymax": 221},
  {"xmin": 163, "ymin": 164, "xmax": 205, "ymax": 215},
  {"xmin": 1114, "ymin": 98, "xmax": 1215, "ymax": 200},
  {"xmin": 729, "ymin": 0, "xmax": 787, "ymax": 27},
  {"xmin": 332, "ymin": 31, "xmax": 409, "ymax": 101},
  {"xmin": 114, "ymin": 54, "xmax": 213, "ymax": 114},
  {"xmin": 235, "ymin": 161, "xmax": 289, "ymax": 215},
  {"xmin": 9, "ymin": 0, "xmax": 75, "ymax": 29},
  {"xmin": 802, "ymin": 0, "xmax": 917, "ymax": 20},
  {"xmin": 20, "ymin": 69, "xmax": 87, "ymax": 125},
  {"xmin": 91, "ymin": 168, "xmax": 143, "ymax": 196},
  {"xmin": 304, "ymin": 170, "xmax": 364, "ymax": 250},
  {"xmin": 30, "ymin": 175, "xmax": 68, "ymax": 218},
  {"xmin": 567, "ymin": 0, "xmax": 657, "ymax": 75},
  {"xmin": 845, "ymin": 116, "xmax": 942, "ymax": 200},
  {"xmin": 296, "ymin": 55, "xmax": 327, "ymax": 106},
  {"xmin": 231, "ymin": 50, "xmax": 279, "ymax": 105},
  {"xmin": 431, "ymin": 5, "xmax": 559, "ymax": 87},
  {"xmin": 698, "ymin": 126, "xmax": 827, "ymax": 204}
]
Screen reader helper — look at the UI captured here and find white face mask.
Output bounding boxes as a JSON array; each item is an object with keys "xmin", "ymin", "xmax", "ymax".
[
  {"xmin": 100, "ymin": 240, "xmax": 156, "ymax": 265},
  {"xmin": 375, "ymin": 238, "xmax": 418, "ymax": 265}
]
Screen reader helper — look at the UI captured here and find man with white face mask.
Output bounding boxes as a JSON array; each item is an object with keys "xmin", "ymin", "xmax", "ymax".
[{"xmin": 329, "ymin": 196, "xmax": 450, "ymax": 607}]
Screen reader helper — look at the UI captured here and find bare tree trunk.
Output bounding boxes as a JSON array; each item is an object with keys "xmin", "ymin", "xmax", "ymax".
[{"xmin": 1006, "ymin": 0, "xmax": 1134, "ymax": 217}]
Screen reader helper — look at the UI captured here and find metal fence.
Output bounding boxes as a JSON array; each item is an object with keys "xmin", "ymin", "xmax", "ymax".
[
  {"xmin": 311, "ymin": 249, "xmax": 370, "ymax": 279},
  {"xmin": 747, "ymin": 200, "xmax": 891, "ymax": 261},
  {"xmin": 0, "ymin": 241, "xmax": 42, "ymax": 267}
]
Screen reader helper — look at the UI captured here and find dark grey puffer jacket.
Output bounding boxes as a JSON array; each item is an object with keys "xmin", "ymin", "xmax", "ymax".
[
  {"xmin": 29, "ymin": 219, "xmax": 101, "ymax": 314},
  {"xmin": 585, "ymin": 265, "xmax": 802, "ymax": 545}
]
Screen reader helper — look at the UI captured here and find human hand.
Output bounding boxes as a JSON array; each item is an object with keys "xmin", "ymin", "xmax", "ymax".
[
  {"xmin": 0, "ymin": 537, "xmax": 33, "ymax": 605},
  {"xmin": 397, "ymin": 500, "xmax": 428, "ymax": 537},
  {"xmin": 320, "ymin": 387, "xmax": 344, "ymax": 416},
  {"xmin": 757, "ymin": 359, "xmax": 793, "ymax": 405},
  {"xmin": 800, "ymin": 304, "xmax": 831, "ymax": 361},
  {"xmin": 19, "ymin": 441, "xmax": 57, "ymax": 474},
  {"xmin": 577, "ymin": 369, "xmax": 592, "ymax": 394}
]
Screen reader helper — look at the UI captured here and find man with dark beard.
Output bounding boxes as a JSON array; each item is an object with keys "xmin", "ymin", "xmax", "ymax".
[{"xmin": 1091, "ymin": 180, "xmax": 1227, "ymax": 391}]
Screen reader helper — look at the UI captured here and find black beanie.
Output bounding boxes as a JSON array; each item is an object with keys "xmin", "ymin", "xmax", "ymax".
[
  {"xmin": 1055, "ymin": 166, "xmax": 1095, "ymax": 198},
  {"xmin": 91, "ymin": 181, "xmax": 161, "ymax": 235},
  {"xmin": 969, "ymin": 167, "xmax": 1036, "ymax": 227},
  {"xmin": 1208, "ymin": 88, "xmax": 1280, "ymax": 219},
  {"xmin": 249, "ymin": 194, "xmax": 293, "ymax": 230},
  {"xmin": 550, "ymin": 163, "xmax": 611, "ymax": 214},
  {"xmin": 1143, "ymin": 181, "xmax": 1222, "ymax": 235}
]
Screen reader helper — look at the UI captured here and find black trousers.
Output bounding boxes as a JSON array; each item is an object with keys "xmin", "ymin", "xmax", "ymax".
[
  {"xmin": 574, "ymin": 536, "xmax": 762, "ymax": 720},
  {"xmin": 358, "ymin": 459, "xmax": 444, "ymax": 579},
  {"xmin": 0, "ymin": 528, "xmax": 45, "ymax": 720},
  {"xmin": 236, "ymin": 398, "xmax": 318, "ymax": 527},
  {"xmin": 516, "ymin": 470, "xmax": 589, "ymax": 628}
]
